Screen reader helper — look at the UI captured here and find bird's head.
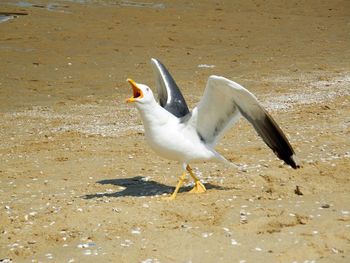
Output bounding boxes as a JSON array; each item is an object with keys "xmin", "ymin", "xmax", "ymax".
[{"xmin": 126, "ymin": 78, "xmax": 154, "ymax": 104}]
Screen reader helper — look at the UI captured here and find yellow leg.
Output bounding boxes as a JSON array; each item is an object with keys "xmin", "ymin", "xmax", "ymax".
[
  {"xmin": 163, "ymin": 171, "xmax": 187, "ymax": 200},
  {"xmin": 186, "ymin": 165, "xmax": 206, "ymax": 194}
]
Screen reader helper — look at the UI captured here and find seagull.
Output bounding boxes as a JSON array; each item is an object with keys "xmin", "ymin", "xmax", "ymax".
[{"xmin": 126, "ymin": 58, "xmax": 299, "ymax": 200}]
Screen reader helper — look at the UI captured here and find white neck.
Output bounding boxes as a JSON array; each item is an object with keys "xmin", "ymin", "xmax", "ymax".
[{"xmin": 135, "ymin": 100, "xmax": 176, "ymax": 132}]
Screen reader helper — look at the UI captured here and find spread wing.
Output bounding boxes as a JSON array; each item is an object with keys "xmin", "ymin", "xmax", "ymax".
[
  {"xmin": 191, "ymin": 75, "xmax": 299, "ymax": 169},
  {"xmin": 150, "ymin": 58, "xmax": 190, "ymax": 118}
]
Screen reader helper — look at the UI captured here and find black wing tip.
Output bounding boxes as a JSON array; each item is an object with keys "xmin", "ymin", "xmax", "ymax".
[
  {"xmin": 151, "ymin": 58, "xmax": 166, "ymax": 70},
  {"xmin": 285, "ymin": 154, "xmax": 300, "ymax": 169},
  {"xmin": 258, "ymin": 113, "xmax": 300, "ymax": 170},
  {"xmin": 150, "ymin": 58, "xmax": 161, "ymax": 66}
]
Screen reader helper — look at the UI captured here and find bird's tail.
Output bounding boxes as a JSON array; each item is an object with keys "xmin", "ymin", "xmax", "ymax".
[{"xmin": 212, "ymin": 150, "xmax": 239, "ymax": 169}]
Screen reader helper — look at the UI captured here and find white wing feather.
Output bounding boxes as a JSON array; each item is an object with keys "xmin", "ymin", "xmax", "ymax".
[{"xmin": 190, "ymin": 75, "xmax": 299, "ymax": 168}]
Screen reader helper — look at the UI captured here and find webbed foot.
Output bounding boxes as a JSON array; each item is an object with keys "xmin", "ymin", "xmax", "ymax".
[{"xmin": 189, "ymin": 180, "xmax": 206, "ymax": 194}]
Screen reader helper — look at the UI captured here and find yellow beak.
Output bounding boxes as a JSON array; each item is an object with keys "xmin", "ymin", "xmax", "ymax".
[{"xmin": 126, "ymin": 78, "xmax": 143, "ymax": 103}]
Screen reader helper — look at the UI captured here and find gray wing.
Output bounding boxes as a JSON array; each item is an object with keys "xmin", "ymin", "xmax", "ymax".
[
  {"xmin": 150, "ymin": 58, "xmax": 190, "ymax": 118},
  {"xmin": 191, "ymin": 75, "xmax": 299, "ymax": 169}
]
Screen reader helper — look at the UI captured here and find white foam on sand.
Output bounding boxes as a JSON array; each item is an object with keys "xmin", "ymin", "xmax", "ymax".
[
  {"xmin": 4, "ymin": 104, "xmax": 143, "ymax": 140},
  {"xmin": 261, "ymin": 72, "xmax": 350, "ymax": 111},
  {"xmin": 0, "ymin": 15, "xmax": 14, "ymax": 23}
]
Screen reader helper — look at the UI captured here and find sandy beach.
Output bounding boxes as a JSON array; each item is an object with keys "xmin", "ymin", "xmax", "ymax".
[{"xmin": 0, "ymin": 0, "xmax": 349, "ymax": 262}]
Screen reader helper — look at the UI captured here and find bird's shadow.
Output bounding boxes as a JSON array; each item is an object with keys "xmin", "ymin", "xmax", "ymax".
[{"xmin": 83, "ymin": 176, "xmax": 230, "ymax": 199}]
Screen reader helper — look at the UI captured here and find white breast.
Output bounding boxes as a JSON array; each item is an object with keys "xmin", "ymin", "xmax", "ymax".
[{"xmin": 137, "ymin": 102, "xmax": 216, "ymax": 163}]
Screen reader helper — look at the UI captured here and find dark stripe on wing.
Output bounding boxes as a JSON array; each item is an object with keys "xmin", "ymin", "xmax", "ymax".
[{"xmin": 151, "ymin": 59, "xmax": 190, "ymax": 118}]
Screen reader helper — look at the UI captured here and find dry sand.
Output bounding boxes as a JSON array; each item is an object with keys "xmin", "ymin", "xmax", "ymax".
[{"xmin": 0, "ymin": 0, "xmax": 349, "ymax": 262}]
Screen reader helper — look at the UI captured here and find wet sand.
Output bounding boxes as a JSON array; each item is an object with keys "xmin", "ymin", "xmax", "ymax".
[{"xmin": 0, "ymin": 0, "xmax": 349, "ymax": 262}]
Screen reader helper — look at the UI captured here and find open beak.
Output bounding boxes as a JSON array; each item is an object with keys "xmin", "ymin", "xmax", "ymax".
[{"xmin": 126, "ymin": 78, "xmax": 143, "ymax": 103}]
